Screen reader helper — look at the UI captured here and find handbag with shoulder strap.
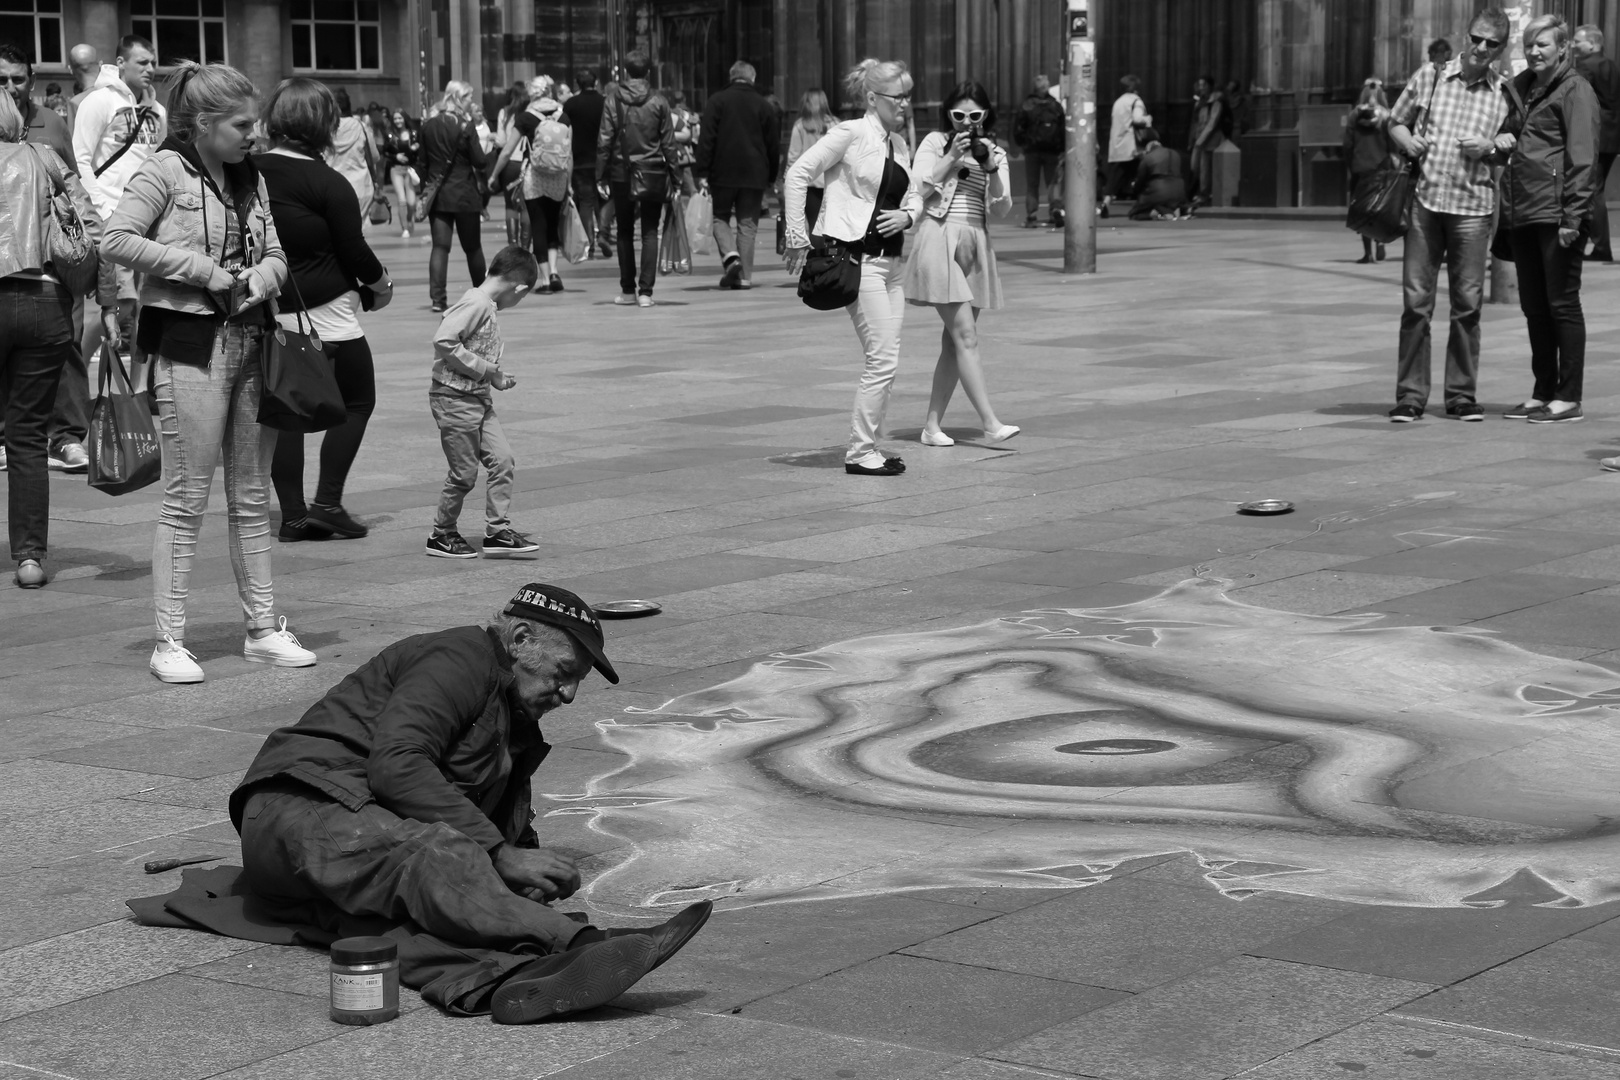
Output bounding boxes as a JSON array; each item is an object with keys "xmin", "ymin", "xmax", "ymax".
[
  {"xmin": 1347, "ymin": 62, "xmax": 1442, "ymax": 244},
  {"xmin": 797, "ymin": 138, "xmax": 890, "ymax": 311},
  {"xmin": 609, "ymin": 98, "xmax": 671, "ymax": 203},
  {"xmin": 27, "ymin": 143, "xmax": 98, "ymax": 296},
  {"xmin": 258, "ymin": 273, "xmax": 346, "ymax": 433}
]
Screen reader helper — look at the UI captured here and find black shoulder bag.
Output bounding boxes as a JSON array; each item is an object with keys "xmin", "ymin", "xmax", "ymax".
[
  {"xmin": 1347, "ymin": 62, "xmax": 1442, "ymax": 244},
  {"xmin": 798, "ymin": 137, "xmax": 891, "ymax": 312},
  {"xmin": 258, "ymin": 271, "xmax": 347, "ymax": 433},
  {"xmin": 609, "ymin": 98, "xmax": 670, "ymax": 203}
]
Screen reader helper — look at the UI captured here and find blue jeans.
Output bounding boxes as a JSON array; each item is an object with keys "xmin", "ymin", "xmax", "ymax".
[
  {"xmin": 0, "ymin": 278, "xmax": 73, "ymax": 562},
  {"xmin": 152, "ymin": 325, "xmax": 278, "ymax": 642},
  {"xmin": 430, "ymin": 389, "xmax": 513, "ymax": 536},
  {"xmin": 1397, "ymin": 202, "xmax": 1490, "ymax": 409}
]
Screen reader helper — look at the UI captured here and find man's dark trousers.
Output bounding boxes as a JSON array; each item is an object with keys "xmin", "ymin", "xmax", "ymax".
[
  {"xmin": 1397, "ymin": 202, "xmax": 1490, "ymax": 409},
  {"xmin": 1024, "ymin": 150, "xmax": 1060, "ymax": 221},
  {"xmin": 711, "ymin": 185, "xmax": 764, "ymax": 281},
  {"xmin": 611, "ymin": 183, "xmax": 663, "ymax": 296}
]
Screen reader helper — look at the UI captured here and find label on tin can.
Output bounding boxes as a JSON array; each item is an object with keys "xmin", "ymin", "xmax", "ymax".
[{"xmin": 331, "ymin": 971, "xmax": 385, "ymax": 1012}]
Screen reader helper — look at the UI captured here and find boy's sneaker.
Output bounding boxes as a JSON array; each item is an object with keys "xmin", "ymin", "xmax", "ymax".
[
  {"xmin": 483, "ymin": 528, "xmax": 540, "ymax": 556},
  {"xmin": 150, "ymin": 634, "xmax": 205, "ymax": 684},
  {"xmin": 425, "ymin": 531, "xmax": 479, "ymax": 559},
  {"xmin": 243, "ymin": 616, "xmax": 318, "ymax": 668}
]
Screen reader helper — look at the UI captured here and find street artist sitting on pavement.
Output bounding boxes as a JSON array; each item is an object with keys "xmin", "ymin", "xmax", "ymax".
[{"xmin": 221, "ymin": 583, "xmax": 710, "ymax": 1023}]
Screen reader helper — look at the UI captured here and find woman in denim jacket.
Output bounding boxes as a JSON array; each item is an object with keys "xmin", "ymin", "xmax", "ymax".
[
  {"xmin": 101, "ymin": 62, "xmax": 316, "ymax": 684},
  {"xmin": 784, "ymin": 58, "xmax": 920, "ymax": 477},
  {"xmin": 905, "ymin": 80, "xmax": 1019, "ymax": 448}
]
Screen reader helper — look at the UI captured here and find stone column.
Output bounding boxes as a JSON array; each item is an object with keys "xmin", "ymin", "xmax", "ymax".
[
  {"xmin": 236, "ymin": 0, "xmax": 285, "ymax": 101},
  {"xmin": 77, "ymin": 0, "xmax": 120, "ymax": 60}
]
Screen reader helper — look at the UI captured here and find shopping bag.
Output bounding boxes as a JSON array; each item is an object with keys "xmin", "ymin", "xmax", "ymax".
[
  {"xmin": 560, "ymin": 196, "xmax": 590, "ymax": 264},
  {"xmin": 686, "ymin": 189, "xmax": 713, "ymax": 255},
  {"xmin": 1346, "ymin": 158, "xmax": 1414, "ymax": 244},
  {"xmin": 658, "ymin": 205, "xmax": 692, "ymax": 275},
  {"xmin": 258, "ymin": 278, "xmax": 346, "ymax": 433},
  {"xmin": 87, "ymin": 344, "xmax": 161, "ymax": 496}
]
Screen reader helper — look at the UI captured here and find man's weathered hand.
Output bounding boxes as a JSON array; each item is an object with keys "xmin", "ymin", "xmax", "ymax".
[{"xmin": 493, "ymin": 846, "xmax": 581, "ymax": 901}]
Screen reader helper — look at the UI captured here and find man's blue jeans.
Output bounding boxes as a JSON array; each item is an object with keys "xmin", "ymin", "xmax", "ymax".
[{"xmin": 1397, "ymin": 202, "xmax": 1490, "ymax": 410}]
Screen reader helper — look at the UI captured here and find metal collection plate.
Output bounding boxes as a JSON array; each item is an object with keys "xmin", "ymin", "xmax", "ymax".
[
  {"xmin": 595, "ymin": 600, "xmax": 663, "ymax": 619},
  {"xmin": 1237, "ymin": 499, "xmax": 1295, "ymax": 516}
]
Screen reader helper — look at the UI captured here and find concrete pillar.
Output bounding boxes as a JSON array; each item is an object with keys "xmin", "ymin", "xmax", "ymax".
[
  {"xmin": 1211, "ymin": 140, "xmax": 1241, "ymax": 206},
  {"xmin": 78, "ymin": 0, "xmax": 119, "ymax": 59},
  {"xmin": 237, "ymin": 0, "xmax": 285, "ymax": 100}
]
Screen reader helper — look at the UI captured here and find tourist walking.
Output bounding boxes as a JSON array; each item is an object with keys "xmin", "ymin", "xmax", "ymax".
[
  {"xmin": 1012, "ymin": 75, "xmax": 1064, "ymax": 227},
  {"xmin": 381, "ymin": 109, "xmax": 419, "ymax": 237},
  {"xmin": 786, "ymin": 88, "xmax": 837, "ymax": 233},
  {"xmin": 0, "ymin": 88, "xmax": 100, "ymax": 588},
  {"xmin": 1572, "ymin": 25, "xmax": 1620, "ymax": 262},
  {"xmin": 1499, "ymin": 14, "xmax": 1601, "ymax": 425},
  {"xmin": 696, "ymin": 61, "xmax": 780, "ymax": 291},
  {"xmin": 1104, "ymin": 75, "xmax": 1151, "ymax": 207},
  {"xmin": 490, "ymin": 75, "xmax": 571, "ymax": 294},
  {"xmin": 256, "ymin": 77, "xmax": 393, "ymax": 544},
  {"xmin": 563, "ymin": 68, "xmax": 610, "ymax": 258},
  {"xmin": 1385, "ymin": 11, "xmax": 1512, "ymax": 423},
  {"xmin": 100, "ymin": 61, "xmax": 315, "ymax": 683},
  {"xmin": 325, "ymin": 88, "xmax": 376, "ymax": 221},
  {"xmin": 905, "ymin": 80, "xmax": 1018, "ymax": 448},
  {"xmin": 784, "ymin": 58, "xmax": 917, "ymax": 476},
  {"xmin": 419, "ymin": 81, "xmax": 488, "ymax": 313},
  {"xmin": 597, "ymin": 50, "xmax": 676, "ymax": 307},
  {"xmin": 1344, "ymin": 79, "xmax": 1393, "ymax": 263}
]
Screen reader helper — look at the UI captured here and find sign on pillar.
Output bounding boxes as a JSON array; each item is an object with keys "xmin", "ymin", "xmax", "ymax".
[{"xmin": 1064, "ymin": 0, "xmax": 1097, "ymax": 275}]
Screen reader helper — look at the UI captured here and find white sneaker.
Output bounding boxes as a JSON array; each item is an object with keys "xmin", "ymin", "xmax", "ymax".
[
  {"xmin": 150, "ymin": 635, "xmax": 205, "ymax": 684},
  {"xmin": 614, "ymin": 293, "xmax": 637, "ymax": 306},
  {"xmin": 243, "ymin": 616, "xmax": 317, "ymax": 668}
]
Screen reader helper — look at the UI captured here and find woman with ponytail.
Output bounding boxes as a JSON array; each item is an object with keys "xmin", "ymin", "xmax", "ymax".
[
  {"xmin": 102, "ymin": 61, "xmax": 316, "ymax": 684},
  {"xmin": 418, "ymin": 80, "xmax": 489, "ymax": 312},
  {"xmin": 784, "ymin": 59, "xmax": 919, "ymax": 476}
]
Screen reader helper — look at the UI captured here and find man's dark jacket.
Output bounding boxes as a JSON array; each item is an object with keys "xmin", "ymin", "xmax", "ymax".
[
  {"xmin": 1501, "ymin": 59, "xmax": 1602, "ymax": 231},
  {"xmin": 230, "ymin": 627, "xmax": 550, "ymax": 853},
  {"xmin": 1013, "ymin": 92, "xmax": 1066, "ymax": 154},
  {"xmin": 695, "ymin": 80, "xmax": 781, "ymax": 188},
  {"xmin": 596, "ymin": 78, "xmax": 677, "ymax": 184},
  {"xmin": 562, "ymin": 87, "xmax": 606, "ymax": 168},
  {"xmin": 1576, "ymin": 53, "xmax": 1620, "ymax": 154}
]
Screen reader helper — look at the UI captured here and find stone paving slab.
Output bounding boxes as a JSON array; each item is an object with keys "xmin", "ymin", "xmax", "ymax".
[{"xmin": 5, "ymin": 215, "xmax": 1620, "ymax": 1076}]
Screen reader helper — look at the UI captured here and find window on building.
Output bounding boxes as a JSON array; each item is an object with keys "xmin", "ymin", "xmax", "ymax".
[
  {"xmin": 0, "ymin": 0, "xmax": 65, "ymax": 67},
  {"xmin": 130, "ymin": 0, "xmax": 226, "ymax": 67},
  {"xmin": 291, "ymin": 1, "xmax": 382, "ymax": 72}
]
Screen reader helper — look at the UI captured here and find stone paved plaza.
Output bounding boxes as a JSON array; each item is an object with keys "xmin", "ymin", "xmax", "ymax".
[{"xmin": 5, "ymin": 211, "xmax": 1620, "ymax": 1079}]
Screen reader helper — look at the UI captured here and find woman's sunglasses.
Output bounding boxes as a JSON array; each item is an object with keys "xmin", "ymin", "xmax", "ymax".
[{"xmin": 949, "ymin": 109, "xmax": 987, "ymax": 125}]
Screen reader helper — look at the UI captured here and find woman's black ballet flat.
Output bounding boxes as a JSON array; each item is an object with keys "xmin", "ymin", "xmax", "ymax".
[{"xmin": 845, "ymin": 457, "xmax": 906, "ymax": 476}]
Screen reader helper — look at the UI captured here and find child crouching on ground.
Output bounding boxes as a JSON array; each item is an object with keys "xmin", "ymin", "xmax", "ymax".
[{"xmin": 425, "ymin": 245, "xmax": 542, "ymax": 559}]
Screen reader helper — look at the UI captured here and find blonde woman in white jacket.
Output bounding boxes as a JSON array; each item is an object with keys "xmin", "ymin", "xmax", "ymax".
[
  {"xmin": 904, "ymin": 80, "xmax": 1019, "ymax": 446},
  {"xmin": 784, "ymin": 59, "xmax": 920, "ymax": 477}
]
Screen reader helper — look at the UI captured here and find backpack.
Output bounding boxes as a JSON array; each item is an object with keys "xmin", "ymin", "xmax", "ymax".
[
  {"xmin": 529, "ymin": 112, "xmax": 572, "ymax": 174},
  {"xmin": 1029, "ymin": 97, "xmax": 1065, "ymax": 153}
]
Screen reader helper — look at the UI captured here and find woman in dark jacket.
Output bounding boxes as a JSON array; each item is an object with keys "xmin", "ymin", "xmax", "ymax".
[
  {"xmin": 255, "ymin": 78, "xmax": 393, "ymax": 543},
  {"xmin": 1500, "ymin": 14, "xmax": 1602, "ymax": 424},
  {"xmin": 1344, "ymin": 79, "xmax": 1393, "ymax": 263},
  {"xmin": 417, "ymin": 81, "xmax": 488, "ymax": 312}
]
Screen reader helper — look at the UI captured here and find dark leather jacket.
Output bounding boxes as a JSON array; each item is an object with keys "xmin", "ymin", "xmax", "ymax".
[
  {"xmin": 596, "ymin": 78, "xmax": 677, "ymax": 184},
  {"xmin": 230, "ymin": 627, "xmax": 551, "ymax": 852},
  {"xmin": 1501, "ymin": 60, "xmax": 1602, "ymax": 231}
]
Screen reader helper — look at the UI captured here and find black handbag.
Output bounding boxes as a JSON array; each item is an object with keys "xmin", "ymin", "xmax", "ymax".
[
  {"xmin": 797, "ymin": 140, "xmax": 889, "ymax": 312},
  {"xmin": 258, "ymin": 274, "xmax": 346, "ymax": 433}
]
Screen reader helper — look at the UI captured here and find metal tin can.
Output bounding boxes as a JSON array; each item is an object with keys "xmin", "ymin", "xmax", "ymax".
[{"xmin": 329, "ymin": 936, "xmax": 399, "ymax": 1025}]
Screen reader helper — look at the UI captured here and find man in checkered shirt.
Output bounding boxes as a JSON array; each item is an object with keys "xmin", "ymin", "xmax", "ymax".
[{"xmin": 1385, "ymin": 9, "xmax": 1517, "ymax": 423}]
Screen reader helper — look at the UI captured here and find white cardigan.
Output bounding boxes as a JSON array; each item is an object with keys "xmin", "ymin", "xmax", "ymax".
[{"xmin": 783, "ymin": 114, "xmax": 920, "ymax": 248}]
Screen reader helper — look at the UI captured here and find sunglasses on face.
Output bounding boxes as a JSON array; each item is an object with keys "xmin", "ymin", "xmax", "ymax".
[
  {"xmin": 1468, "ymin": 33, "xmax": 1503, "ymax": 49},
  {"xmin": 950, "ymin": 108, "xmax": 986, "ymax": 125},
  {"xmin": 0, "ymin": 75, "xmax": 29, "ymax": 86}
]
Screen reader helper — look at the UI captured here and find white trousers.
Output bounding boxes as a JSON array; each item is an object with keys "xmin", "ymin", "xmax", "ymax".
[{"xmin": 845, "ymin": 255, "xmax": 905, "ymax": 463}]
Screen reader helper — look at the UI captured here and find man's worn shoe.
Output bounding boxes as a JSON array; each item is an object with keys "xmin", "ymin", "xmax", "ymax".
[
  {"xmin": 305, "ymin": 504, "xmax": 368, "ymax": 539},
  {"xmin": 845, "ymin": 456, "xmax": 906, "ymax": 476},
  {"xmin": 1528, "ymin": 403, "xmax": 1584, "ymax": 424},
  {"xmin": 243, "ymin": 616, "xmax": 317, "ymax": 668},
  {"xmin": 491, "ymin": 936, "xmax": 661, "ymax": 1024},
  {"xmin": 49, "ymin": 442, "xmax": 89, "ymax": 473},
  {"xmin": 425, "ymin": 532, "xmax": 479, "ymax": 559},
  {"xmin": 150, "ymin": 634, "xmax": 204, "ymax": 684},
  {"xmin": 600, "ymin": 901, "xmax": 712, "ymax": 971},
  {"xmin": 1388, "ymin": 404, "xmax": 1422, "ymax": 423},
  {"xmin": 15, "ymin": 559, "xmax": 46, "ymax": 589},
  {"xmin": 483, "ymin": 528, "xmax": 540, "ymax": 556},
  {"xmin": 1446, "ymin": 403, "xmax": 1484, "ymax": 422},
  {"xmin": 1503, "ymin": 401, "xmax": 1544, "ymax": 419}
]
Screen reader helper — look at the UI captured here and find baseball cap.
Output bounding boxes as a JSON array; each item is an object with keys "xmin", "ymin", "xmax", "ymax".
[{"xmin": 503, "ymin": 583, "xmax": 620, "ymax": 684}]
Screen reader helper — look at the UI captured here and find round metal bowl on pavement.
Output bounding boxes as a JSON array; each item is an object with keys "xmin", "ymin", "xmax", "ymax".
[
  {"xmin": 1236, "ymin": 499, "xmax": 1295, "ymax": 516},
  {"xmin": 595, "ymin": 600, "xmax": 663, "ymax": 619}
]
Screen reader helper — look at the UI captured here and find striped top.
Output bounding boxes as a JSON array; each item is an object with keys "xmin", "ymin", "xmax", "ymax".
[{"xmin": 946, "ymin": 163, "xmax": 988, "ymax": 224}]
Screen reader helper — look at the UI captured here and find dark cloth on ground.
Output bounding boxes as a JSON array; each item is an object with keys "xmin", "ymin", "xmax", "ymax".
[
  {"xmin": 253, "ymin": 153, "xmax": 385, "ymax": 310},
  {"xmin": 128, "ymin": 863, "xmax": 582, "ymax": 1016}
]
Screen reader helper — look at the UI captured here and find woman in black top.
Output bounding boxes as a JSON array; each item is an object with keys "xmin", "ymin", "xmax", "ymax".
[
  {"xmin": 417, "ymin": 81, "xmax": 488, "ymax": 312},
  {"xmin": 255, "ymin": 78, "xmax": 393, "ymax": 542}
]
